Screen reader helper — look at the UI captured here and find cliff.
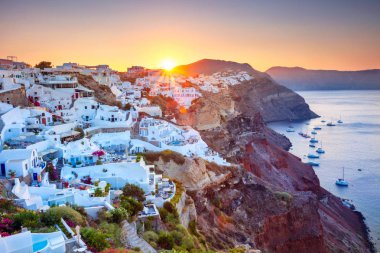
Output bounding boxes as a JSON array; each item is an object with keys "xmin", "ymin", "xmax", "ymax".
[
  {"xmin": 172, "ymin": 58, "xmax": 263, "ymax": 77},
  {"xmin": 173, "ymin": 59, "xmax": 317, "ymax": 124},
  {"xmin": 266, "ymin": 67, "xmax": 380, "ymax": 90},
  {"xmin": 162, "ymin": 59, "xmax": 373, "ymax": 252}
]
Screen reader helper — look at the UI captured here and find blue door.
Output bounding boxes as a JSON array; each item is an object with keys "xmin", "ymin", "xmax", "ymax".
[{"xmin": 1, "ymin": 164, "xmax": 5, "ymax": 176}]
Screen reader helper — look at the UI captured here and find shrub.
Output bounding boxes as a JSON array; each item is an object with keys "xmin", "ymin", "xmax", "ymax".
[
  {"xmin": 181, "ymin": 236, "xmax": 195, "ymax": 250},
  {"xmin": 170, "ymin": 230, "xmax": 183, "ymax": 245},
  {"xmin": 229, "ymin": 246, "xmax": 246, "ymax": 253},
  {"xmin": 143, "ymin": 150, "xmax": 185, "ymax": 165},
  {"xmin": 71, "ymin": 205, "xmax": 87, "ymax": 217},
  {"xmin": 13, "ymin": 210, "xmax": 40, "ymax": 229},
  {"xmin": 94, "ymin": 187, "xmax": 103, "ymax": 197},
  {"xmin": 122, "ymin": 184, "xmax": 146, "ymax": 202},
  {"xmin": 143, "ymin": 231, "xmax": 159, "ymax": 244},
  {"xmin": 163, "ymin": 201, "xmax": 176, "ymax": 213},
  {"xmin": 109, "ymin": 208, "xmax": 128, "ymax": 223},
  {"xmin": 157, "ymin": 231, "xmax": 174, "ymax": 249},
  {"xmin": 42, "ymin": 206, "xmax": 85, "ymax": 226},
  {"xmin": 120, "ymin": 197, "xmax": 143, "ymax": 217},
  {"xmin": 0, "ymin": 199, "xmax": 16, "ymax": 213},
  {"xmin": 274, "ymin": 191, "xmax": 293, "ymax": 204},
  {"xmin": 81, "ymin": 227, "xmax": 110, "ymax": 252},
  {"xmin": 99, "ymin": 222, "xmax": 123, "ymax": 248},
  {"xmin": 188, "ymin": 220, "xmax": 199, "ymax": 237}
]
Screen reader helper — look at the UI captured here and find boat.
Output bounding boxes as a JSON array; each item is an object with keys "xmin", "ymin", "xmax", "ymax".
[
  {"xmin": 286, "ymin": 128, "xmax": 295, "ymax": 132},
  {"xmin": 313, "ymin": 126, "xmax": 322, "ymax": 130},
  {"xmin": 327, "ymin": 121, "xmax": 336, "ymax": 126},
  {"xmin": 316, "ymin": 147, "xmax": 325, "ymax": 154},
  {"xmin": 337, "ymin": 115, "xmax": 343, "ymax": 124},
  {"xmin": 309, "ymin": 138, "xmax": 318, "ymax": 143},
  {"xmin": 307, "ymin": 153, "xmax": 320, "ymax": 158},
  {"xmin": 307, "ymin": 161, "xmax": 320, "ymax": 166},
  {"xmin": 311, "ymin": 131, "xmax": 317, "ymax": 135},
  {"xmin": 298, "ymin": 130, "xmax": 310, "ymax": 138},
  {"xmin": 336, "ymin": 167, "xmax": 348, "ymax": 186},
  {"xmin": 321, "ymin": 120, "xmax": 326, "ymax": 123},
  {"xmin": 316, "ymin": 142, "xmax": 325, "ymax": 154},
  {"xmin": 309, "ymin": 144, "xmax": 316, "ymax": 148}
]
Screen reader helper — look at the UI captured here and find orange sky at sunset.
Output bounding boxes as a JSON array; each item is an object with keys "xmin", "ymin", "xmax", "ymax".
[{"xmin": 1, "ymin": 0, "xmax": 379, "ymax": 72}]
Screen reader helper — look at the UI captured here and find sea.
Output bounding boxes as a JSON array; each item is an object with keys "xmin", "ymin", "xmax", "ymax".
[{"xmin": 268, "ymin": 90, "xmax": 380, "ymax": 251}]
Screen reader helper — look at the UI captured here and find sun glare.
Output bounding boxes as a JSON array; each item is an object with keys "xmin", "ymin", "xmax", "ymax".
[{"xmin": 160, "ymin": 59, "xmax": 176, "ymax": 71}]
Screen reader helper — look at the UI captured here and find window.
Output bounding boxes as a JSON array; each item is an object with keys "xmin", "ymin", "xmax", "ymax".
[
  {"xmin": 85, "ymin": 106, "xmax": 87, "ymax": 109},
  {"xmin": 25, "ymin": 164, "xmax": 28, "ymax": 170}
]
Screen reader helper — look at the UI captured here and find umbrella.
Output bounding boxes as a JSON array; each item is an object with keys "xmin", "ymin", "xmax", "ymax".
[{"xmin": 92, "ymin": 150, "xmax": 106, "ymax": 157}]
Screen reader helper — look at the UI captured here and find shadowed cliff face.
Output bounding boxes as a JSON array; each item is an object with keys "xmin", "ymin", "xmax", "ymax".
[
  {"xmin": 168, "ymin": 60, "xmax": 373, "ymax": 253},
  {"xmin": 168, "ymin": 139, "xmax": 374, "ymax": 253}
]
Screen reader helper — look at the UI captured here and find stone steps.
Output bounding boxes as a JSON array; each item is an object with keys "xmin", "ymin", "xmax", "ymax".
[{"xmin": 121, "ymin": 221, "xmax": 156, "ymax": 253}]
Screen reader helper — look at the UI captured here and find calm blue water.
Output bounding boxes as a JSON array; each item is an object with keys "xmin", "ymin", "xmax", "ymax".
[{"xmin": 269, "ymin": 90, "xmax": 380, "ymax": 250}]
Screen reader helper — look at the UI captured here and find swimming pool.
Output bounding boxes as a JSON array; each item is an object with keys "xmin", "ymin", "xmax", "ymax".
[{"xmin": 33, "ymin": 240, "xmax": 48, "ymax": 252}]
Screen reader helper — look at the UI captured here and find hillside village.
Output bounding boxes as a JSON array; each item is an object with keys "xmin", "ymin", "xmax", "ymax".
[{"xmin": 0, "ymin": 58, "xmax": 251, "ymax": 253}]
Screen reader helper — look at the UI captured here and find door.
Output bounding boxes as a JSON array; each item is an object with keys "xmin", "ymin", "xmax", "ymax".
[
  {"xmin": 1, "ymin": 164, "xmax": 5, "ymax": 176},
  {"xmin": 41, "ymin": 117, "xmax": 47, "ymax": 125}
]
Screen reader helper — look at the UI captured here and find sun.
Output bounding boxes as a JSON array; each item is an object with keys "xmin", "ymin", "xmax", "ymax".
[{"xmin": 160, "ymin": 59, "xmax": 176, "ymax": 71}]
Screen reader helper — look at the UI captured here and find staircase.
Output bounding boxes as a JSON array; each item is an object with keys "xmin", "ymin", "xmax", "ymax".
[{"xmin": 121, "ymin": 221, "xmax": 156, "ymax": 253}]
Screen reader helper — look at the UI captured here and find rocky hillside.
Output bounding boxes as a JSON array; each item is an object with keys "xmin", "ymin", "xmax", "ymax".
[
  {"xmin": 147, "ymin": 138, "xmax": 374, "ymax": 252},
  {"xmin": 166, "ymin": 60, "xmax": 373, "ymax": 252},
  {"xmin": 266, "ymin": 67, "xmax": 380, "ymax": 90},
  {"xmin": 172, "ymin": 59, "xmax": 263, "ymax": 77},
  {"xmin": 173, "ymin": 59, "xmax": 317, "ymax": 123}
]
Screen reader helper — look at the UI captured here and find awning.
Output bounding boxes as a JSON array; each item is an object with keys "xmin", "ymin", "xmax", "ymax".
[{"xmin": 61, "ymin": 130, "xmax": 80, "ymax": 138}]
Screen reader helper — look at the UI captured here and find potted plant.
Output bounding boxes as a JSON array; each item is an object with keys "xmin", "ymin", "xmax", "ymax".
[{"xmin": 8, "ymin": 170, "xmax": 16, "ymax": 179}]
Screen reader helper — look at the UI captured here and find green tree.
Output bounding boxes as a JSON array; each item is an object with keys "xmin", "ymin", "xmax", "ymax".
[
  {"xmin": 122, "ymin": 183, "xmax": 146, "ymax": 202},
  {"xmin": 121, "ymin": 196, "xmax": 143, "ymax": 217},
  {"xmin": 35, "ymin": 61, "xmax": 52, "ymax": 69}
]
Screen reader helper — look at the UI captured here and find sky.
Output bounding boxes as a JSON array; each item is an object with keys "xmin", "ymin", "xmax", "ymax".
[{"xmin": 0, "ymin": 0, "xmax": 379, "ymax": 71}]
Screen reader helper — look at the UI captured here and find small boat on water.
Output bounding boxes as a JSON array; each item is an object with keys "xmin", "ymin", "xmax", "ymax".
[
  {"xmin": 321, "ymin": 120, "xmax": 326, "ymax": 123},
  {"xmin": 316, "ymin": 147, "xmax": 325, "ymax": 154},
  {"xmin": 311, "ymin": 131, "xmax": 317, "ymax": 135},
  {"xmin": 327, "ymin": 121, "xmax": 336, "ymax": 126},
  {"xmin": 309, "ymin": 138, "xmax": 318, "ymax": 143},
  {"xmin": 336, "ymin": 167, "xmax": 348, "ymax": 186},
  {"xmin": 316, "ymin": 142, "xmax": 325, "ymax": 154},
  {"xmin": 337, "ymin": 115, "xmax": 343, "ymax": 124},
  {"xmin": 298, "ymin": 130, "xmax": 310, "ymax": 138},
  {"xmin": 309, "ymin": 144, "xmax": 316, "ymax": 148},
  {"xmin": 313, "ymin": 126, "xmax": 322, "ymax": 130},
  {"xmin": 307, "ymin": 153, "xmax": 320, "ymax": 159},
  {"xmin": 307, "ymin": 161, "xmax": 320, "ymax": 166},
  {"xmin": 286, "ymin": 128, "xmax": 295, "ymax": 132}
]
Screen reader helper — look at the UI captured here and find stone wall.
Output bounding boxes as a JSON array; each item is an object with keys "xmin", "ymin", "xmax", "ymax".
[{"xmin": 0, "ymin": 87, "xmax": 28, "ymax": 106}]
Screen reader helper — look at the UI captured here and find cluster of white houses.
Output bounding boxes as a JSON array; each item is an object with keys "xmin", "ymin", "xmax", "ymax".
[{"xmin": 0, "ymin": 59, "xmax": 238, "ymax": 253}]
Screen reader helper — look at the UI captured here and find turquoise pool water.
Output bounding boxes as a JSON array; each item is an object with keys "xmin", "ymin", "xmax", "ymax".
[{"xmin": 33, "ymin": 240, "xmax": 48, "ymax": 252}]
